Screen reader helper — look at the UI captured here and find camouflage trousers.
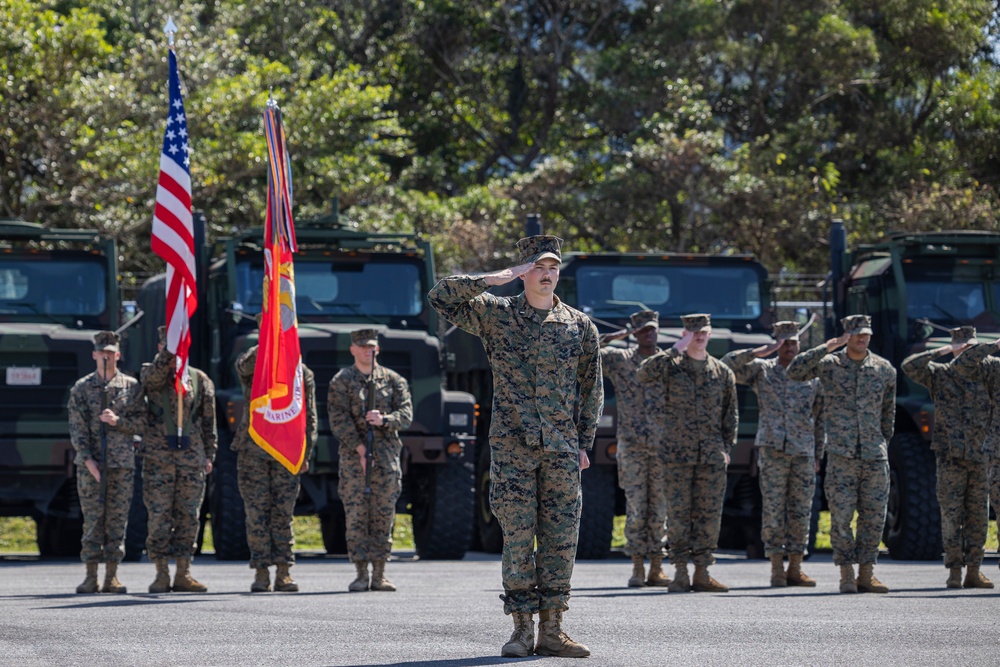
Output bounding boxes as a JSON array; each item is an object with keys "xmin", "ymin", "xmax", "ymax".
[
  {"xmin": 991, "ymin": 456, "xmax": 1000, "ymax": 522},
  {"xmin": 490, "ymin": 437, "xmax": 581, "ymax": 615},
  {"xmin": 77, "ymin": 466, "xmax": 133, "ymax": 563},
  {"xmin": 340, "ymin": 453, "xmax": 401, "ymax": 563},
  {"xmin": 616, "ymin": 441, "xmax": 667, "ymax": 558},
  {"xmin": 758, "ymin": 447, "xmax": 815, "ymax": 557},
  {"xmin": 663, "ymin": 463, "xmax": 726, "ymax": 567},
  {"xmin": 237, "ymin": 450, "xmax": 301, "ymax": 569},
  {"xmin": 143, "ymin": 459, "xmax": 206, "ymax": 560},
  {"xmin": 936, "ymin": 454, "xmax": 989, "ymax": 568},
  {"xmin": 824, "ymin": 454, "xmax": 888, "ymax": 566}
]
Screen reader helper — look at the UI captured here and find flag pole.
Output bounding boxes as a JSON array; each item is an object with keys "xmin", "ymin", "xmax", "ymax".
[{"xmin": 164, "ymin": 15, "xmax": 184, "ymax": 437}]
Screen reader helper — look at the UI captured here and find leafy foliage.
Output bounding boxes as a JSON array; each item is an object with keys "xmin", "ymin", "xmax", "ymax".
[{"xmin": 3, "ymin": 0, "xmax": 1000, "ymax": 279}]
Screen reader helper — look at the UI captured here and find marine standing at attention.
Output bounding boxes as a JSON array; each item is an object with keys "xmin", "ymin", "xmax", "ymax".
[
  {"xmin": 328, "ymin": 329, "xmax": 412, "ymax": 594},
  {"xmin": 139, "ymin": 325, "xmax": 217, "ymax": 594},
  {"xmin": 67, "ymin": 331, "xmax": 137, "ymax": 594}
]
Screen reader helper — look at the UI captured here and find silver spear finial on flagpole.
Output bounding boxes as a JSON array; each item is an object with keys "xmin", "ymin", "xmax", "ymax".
[{"xmin": 164, "ymin": 16, "xmax": 178, "ymax": 47}]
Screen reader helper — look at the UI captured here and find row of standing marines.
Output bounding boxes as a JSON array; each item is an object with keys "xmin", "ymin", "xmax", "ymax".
[
  {"xmin": 67, "ymin": 234, "xmax": 999, "ymax": 660},
  {"xmin": 68, "ymin": 324, "xmax": 412, "ymax": 596}
]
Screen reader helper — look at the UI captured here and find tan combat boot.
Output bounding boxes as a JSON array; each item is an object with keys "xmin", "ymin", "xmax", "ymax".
[
  {"xmin": 667, "ymin": 562, "xmax": 690, "ymax": 592},
  {"xmin": 963, "ymin": 565, "xmax": 995, "ymax": 589},
  {"xmin": 172, "ymin": 557, "xmax": 208, "ymax": 592},
  {"xmin": 646, "ymin": 554, "xmax": 671, "ymax": 587},
  {"xmin": 101, "ymin": 562, "xmax": 127, "ymax": 594},
  {"xmin": 371, "ymin": 560, "xmax": 397, "ymax": 592},
  {"xmin": 274, "ymin": 563, "xmax": 299, "ymax": 592},
  {"xmin": 856, "ymin": 563, "xmax": 889, "ymax": 593},
  {"xmin": 534, "ymin": 609, "xmax": 590, "ymax": 658},
  {"xmin": 628, "ymin": 555, "xmax": 646, "ymax": 588},
  {"xmin": 839, "ymin": 564, "xmax": 857, "ymax": 593},
  {"xmin": 769, "ymin": 554, "xmax": 787, "ymax": 587},
  {"xmin": 692, "ymin": 565, "xmax": 730, "ymax": 593},
  {"xmin": 786, "ymin": 553, "xmax": 816, "ymax": 587},
  {"xmin": 946, "ymin": 566, "xmax": 963, "ymax": 589},
  {"xmin": 148, "ymin": 558, "xmax": 171, "ymax": 593},
  {"xmin": 348, "ymin": 560, "xmax": 369, "ymax": 592},
  {"xmin": 76, "ymin": 562, "xmax": 99, "ymax": 594},
  {"xmin": 251, "ymin": 567, "xmax": 271, "ymax": 593},
  {"xmin": 500, "ymin": 612, "xmax": 534, "ymax": 658}
]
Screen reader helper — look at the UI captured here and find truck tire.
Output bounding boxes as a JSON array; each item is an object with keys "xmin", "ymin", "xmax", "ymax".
[
  {"xmin": 884, "ymin": 432, "xmax": 942, "ymax": 560},
  {"xmin": 123, "ymin": 457, "xmax": 147, "ymax": 561},
  {"xmin": 37, "ymin": 514, "xmax": 83, "ymax": 558},
  {"xmin": 210, "ymin": 438, "xmax": 250, "ymax": 561},
  {"xmin": 806, "ymin": 473, "xmax": 822, "ymax": 559},
  {"xmin": 720, "ymin": 472, "xmax": 765, "ymax": 559},
  {"xmin": 320, "ymin": 499, "xmax": 348, "ymax": 555},
  {"xmin": 474, "ymin": 445, "xmax": 504, "ymax": 553},
  {"xmin": 576, "ymin": 464, "xmax": 615, "ymax": 560},
  {"xmin": 411, "ymin": 461, "xmax": 474, "ymax": 560}
]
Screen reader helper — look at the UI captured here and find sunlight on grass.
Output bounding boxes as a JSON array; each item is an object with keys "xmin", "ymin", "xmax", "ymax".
[{"xmin": 2, "ymin": 513, "xmax": 996, "ymax": 555}]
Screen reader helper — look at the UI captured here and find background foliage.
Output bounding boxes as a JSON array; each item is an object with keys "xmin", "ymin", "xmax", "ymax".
[{"xmin": 4, "ymin": 0, "xmax": 1000, "ymax": 279}]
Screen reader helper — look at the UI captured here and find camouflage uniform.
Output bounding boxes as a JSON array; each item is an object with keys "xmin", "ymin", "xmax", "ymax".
[
  {"xmin": 637, "ymin": 316, "xmax": 738, "ymax": 575},
  {"xmin": 600, "ymin": 311, "xmax": 667, "ymax": 560},
  {"xmin": 787, "ymin": 317, "xmax": 896, "ymax": 570},
  {"xmin": 950, "ymin": 337, "xmax": 1000, "ymax": 581},
  {"xmin": 327, "ymin": 347, "xmax": 412, "ymax": 564},
  {"xmin": 722, "ymin": 333, "xmax": 824, "ymax": 560},
  {"xmin": 234, "ymin": 345, "xmax": 318, "ymax": 570},
  {"xmin": 428, "ymin": 241, "xmax": 602, "ymax": 618},
  {"xmin": 67, "ymin": 335, "xmax": 138, "ymax": 565},
  {"xmin": 139, "ymin": 348, "xmax": 217, "ymax": 562}
]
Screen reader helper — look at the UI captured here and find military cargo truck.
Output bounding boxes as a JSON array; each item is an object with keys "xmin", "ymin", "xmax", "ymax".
[
  {"xmin": 827, "ymin": 222, "xmax": 1000, "ymax": 559},
  {"xmin": 445, "ymin": 251, "xmax": 775, "ymax": 558},
  {"xmin": 129, "ymin": 209, "xmax": 477, "ymax": 560},
  {"xmin": 0, "ymin": 219, "xmax": 120, "ymax": 556}
]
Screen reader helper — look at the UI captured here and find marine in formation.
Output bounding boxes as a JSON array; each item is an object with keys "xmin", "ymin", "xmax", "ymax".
[{"xmin": 429, "ymin": 235, "xmax": 603, "ymax": 658}]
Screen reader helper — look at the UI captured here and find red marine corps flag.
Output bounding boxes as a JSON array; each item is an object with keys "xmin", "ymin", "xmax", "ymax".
[
  {"xmin": 248, "ymin": 98, "xmax": 307, "ymax": 473},
  {"xmin": 151, "ymin": 18, "xmax": 196, "ymax": 395}
]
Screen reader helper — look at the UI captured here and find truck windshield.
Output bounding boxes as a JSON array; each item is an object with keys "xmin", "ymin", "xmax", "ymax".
[
  {"xmin": 575, "ymin": 264, "xmax": 763, "ymax": 320},
  {"xmin": 907, "ymin": 280, "xmax": 995, "ymax": 325},
  {"xmin": 0, "ymin": 256, "xmax": 107, "ymax": 316},
  {"xmin": 235, "ymin": 258, "xmax": 424, "ymax": 318}
]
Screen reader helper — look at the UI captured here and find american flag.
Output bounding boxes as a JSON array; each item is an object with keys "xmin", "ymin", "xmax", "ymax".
[{"xmin": 150, "ymin": 47, "xmax": 196, "ymax": 391}]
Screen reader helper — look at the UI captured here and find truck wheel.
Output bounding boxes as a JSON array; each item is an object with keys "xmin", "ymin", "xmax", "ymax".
[
  {"xmin": 210, "ymin": 438, "xmax": 250, "ymax": 561},
  {"xmin": 123, "ymin": 457, "xmax": 147, "ymax": 561},
  {"xmin": 720, "ymin": 472, "xmax": 764, "ymax": 559},
  {"xmin": 475, "ymin": 445, "xmax": 503, "ymax": 553},
  {"xmin": 576, "ymin": 464, "xmax": 614, "ymax": 560},
  {"xmin": 411, "ymin": 462, "xmax": 474, "ymax": 560},
  {"xmin": 37, "ymin": 514, "xmax": 83, "ymax": 558},
  {"xmin": 884, "ymin": 432, "xmax": 942, "ymax": 560},
  {"xmin": 320, "ymin": 499, "xmax": 348, "ymax": 555},
  {"xmin": 805, "ymin": 473, "xmax": 822, "ymax": 560}
]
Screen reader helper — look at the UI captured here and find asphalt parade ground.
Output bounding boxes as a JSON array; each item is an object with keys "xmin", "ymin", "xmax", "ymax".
[{"xmin": 0, "ymin": 551, "xmax": 996, "ymax": 667}]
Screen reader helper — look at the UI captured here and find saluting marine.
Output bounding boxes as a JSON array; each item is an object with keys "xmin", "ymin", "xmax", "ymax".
[
  {"xmin": 328, "ymin": 329, "xmax": 412, "ymax": 594},
  {"xmin": 67, "ymin": 331, "xmax": 138, "ymax": 594},
  {"xmin": 788, "ymin": 314, "xmax": 896, "ymax": 594},
  {"xmin": 637, "ymin": 313, "xmax": 738, "ymax": 594},
  {"xmin": 138, "ymin": 325, "xmax": 217, "ymax": 594},
  {"xmin": 600, "ymin": 310, "xmax": 670, "ymax": 588},
  {"xmin": 429, "ymin": 235, "xmax": 602, "ymax": 659},
  {"xmin": 942, "ymin": 328, "xmax": 1000, "ymax": 588},
  {"xmin": 723, "ymin": 321, "xmax": 824, "ymax": 588}
]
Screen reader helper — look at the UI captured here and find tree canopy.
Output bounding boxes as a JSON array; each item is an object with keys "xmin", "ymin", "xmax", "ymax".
[{"xmin": 3, "ymin": 0, "xmax": 999, "ymax": 280}]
